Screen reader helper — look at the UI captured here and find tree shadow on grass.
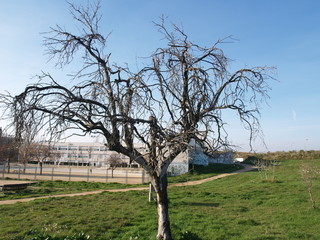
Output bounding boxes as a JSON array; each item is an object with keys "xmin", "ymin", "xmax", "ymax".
[
  {"xmin": 188, "ymin": 202, "xmax": 220, "ymax": 207},
  {"xmin": 173, "ymin": 200, "xmax": 220, "ymax": 208}
]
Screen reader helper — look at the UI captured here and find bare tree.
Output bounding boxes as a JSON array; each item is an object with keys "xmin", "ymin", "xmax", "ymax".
[
  {"xmin": 29, "ymin": 142, "xmax": 53, "ymax": 175},
  {"xmin": 0, "ymin": 2, "xmax": 273, "ymax": 239},
  {"xmin": 301, "ymin": 161, "xmax": 319, "ymax": 209},
  {"xmin": 18, "ymin": 142, "xmax": 33, "ymax": 173},
  {"xmin": 107, "ymin": 153, "xmax": 123, "ymax": 178},
  {"xmin": 0, "ymin": 130, "xmax": 17, "ymax": 173},
  {"xmin": 16, "ymin": 117, "xmax": 39, "ymax": 172},
  {"xmin": 254, "ymin": 158, "xmax": 277, "ymax": 182}
]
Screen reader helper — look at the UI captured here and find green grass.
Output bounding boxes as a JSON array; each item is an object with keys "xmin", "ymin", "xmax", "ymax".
[
  {"xmin": 1, "ymin": 160, "xmax": 320, "ymax": 239},
  {"xmin": 168, "ymin": 163, "xmax": 243, "ymax": 183},
  {"xmin": 0, "ymin": 181, "xmax": 142, "ymax": 201},
  {"xmin": 0, "ymin": 163, "xmax": 241, "ymax": 201}
]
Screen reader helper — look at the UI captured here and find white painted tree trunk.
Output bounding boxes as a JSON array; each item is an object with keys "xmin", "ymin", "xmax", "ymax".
[{"xmin": 153, "ymin": 174, "xmax": 172, "ymax": 240}]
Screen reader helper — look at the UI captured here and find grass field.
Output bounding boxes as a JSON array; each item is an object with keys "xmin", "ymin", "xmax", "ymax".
[
  {"xmin": 1, "ymin": 160, "xmax": 320, "ymax": 239},
  {"xmin": 0, "ymin": 163, "xmax": 241, "ymax": 201},
  {"xmin": 0, "ymin": 181, "xmax": 140, "ymax": 201}
]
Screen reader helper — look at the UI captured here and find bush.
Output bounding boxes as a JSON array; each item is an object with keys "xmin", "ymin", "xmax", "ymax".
[{"xmin": 238, "ymin": 150, "xmax": 320, "ymax": 162}]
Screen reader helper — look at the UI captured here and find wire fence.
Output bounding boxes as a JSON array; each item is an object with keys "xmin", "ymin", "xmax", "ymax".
[{"xmin": 0, "ymin": 164, "xmax": 150, "ymax": 184}]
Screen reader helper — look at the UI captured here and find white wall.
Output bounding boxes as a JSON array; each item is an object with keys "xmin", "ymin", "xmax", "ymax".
[
  {"xmin": 190, "ymin": 149, "xmax": 234, "ymax": 166},
  {"xmin": 167, "ymin": 150, "xmax": 189, "ymax": 176}
]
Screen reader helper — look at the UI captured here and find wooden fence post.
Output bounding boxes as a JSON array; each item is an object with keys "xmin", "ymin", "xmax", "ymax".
[
  {"xmin": 125, "ymin": 170, "xmax": 128, "ymax": 184},
  {"xmin": 51, "ymin": 167, "xmax": 54, "ymax": 181},
  {"xmin": 34, "ymin": 167, "xmax": 37, "ymax": 180},
  {"xmin": 68, "ymin": 168, "xmax": 71, "ymax": 181}
]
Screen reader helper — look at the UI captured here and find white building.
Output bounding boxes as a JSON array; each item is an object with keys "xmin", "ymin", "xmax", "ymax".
[
  {"xmin": 43, "ymin": 142, "xmax": 145, "ymax": 168},
  {"xmin": 165, "ymin": 140, "xmax": 234, "ymax": 176},
  {"xmin": 40, "ymin": 140, "xmax": 234, "ymax": 176}
]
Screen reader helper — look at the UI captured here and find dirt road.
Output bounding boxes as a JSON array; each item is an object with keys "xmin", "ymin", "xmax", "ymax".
[{"xmin": 0, "ymin": 164, "xmax": 253, "ymax": 205}]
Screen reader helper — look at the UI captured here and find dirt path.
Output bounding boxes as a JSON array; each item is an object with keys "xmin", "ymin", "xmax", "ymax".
[{"xmin": 0, "ymin": 164, "xmax": 253, "ymax": 205}]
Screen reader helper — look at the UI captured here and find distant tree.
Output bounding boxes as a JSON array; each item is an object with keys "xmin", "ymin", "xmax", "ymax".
[
  {"xmin": 107, "ymin": 153, "xmax": 123, "ymax": 178},
  {"xmin": 16, "ymin": 119, "xmax": 39, "ymax": 172},
  {"xmin": 0, "ymin": 2, "xmax": 273, "ymax": 239},
  {"xmin": 86, "ymin": 147, "xmax": 93, "ymax": 166},
  {"xmin": 0, "ymin": 130, "xmax": 16, "ymax": 173},
  {"xmin": 29, "ymin": 143, "xmax": 53, "ymax": 175},
  {"xmin": 18, "ymin": 143, "xmax": 32, "ymax": 173}
]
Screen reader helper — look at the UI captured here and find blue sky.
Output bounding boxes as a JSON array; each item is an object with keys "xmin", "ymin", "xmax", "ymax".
[{"xmin": 1, "ymin": 0, "xmax": 319, "ymax": 152}]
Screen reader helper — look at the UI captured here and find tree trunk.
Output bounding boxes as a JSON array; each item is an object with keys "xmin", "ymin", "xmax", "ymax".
[
  {"xmin": 6, "ymin": 160, "xmax": 10, "ymax": 173},
  {"xmin": 39, "ymin": 162, "xmax": 43, "ymax": 175},
  {"xmin": 153, "ymin": 174, "xmax": 172, "ymax": 240}
]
